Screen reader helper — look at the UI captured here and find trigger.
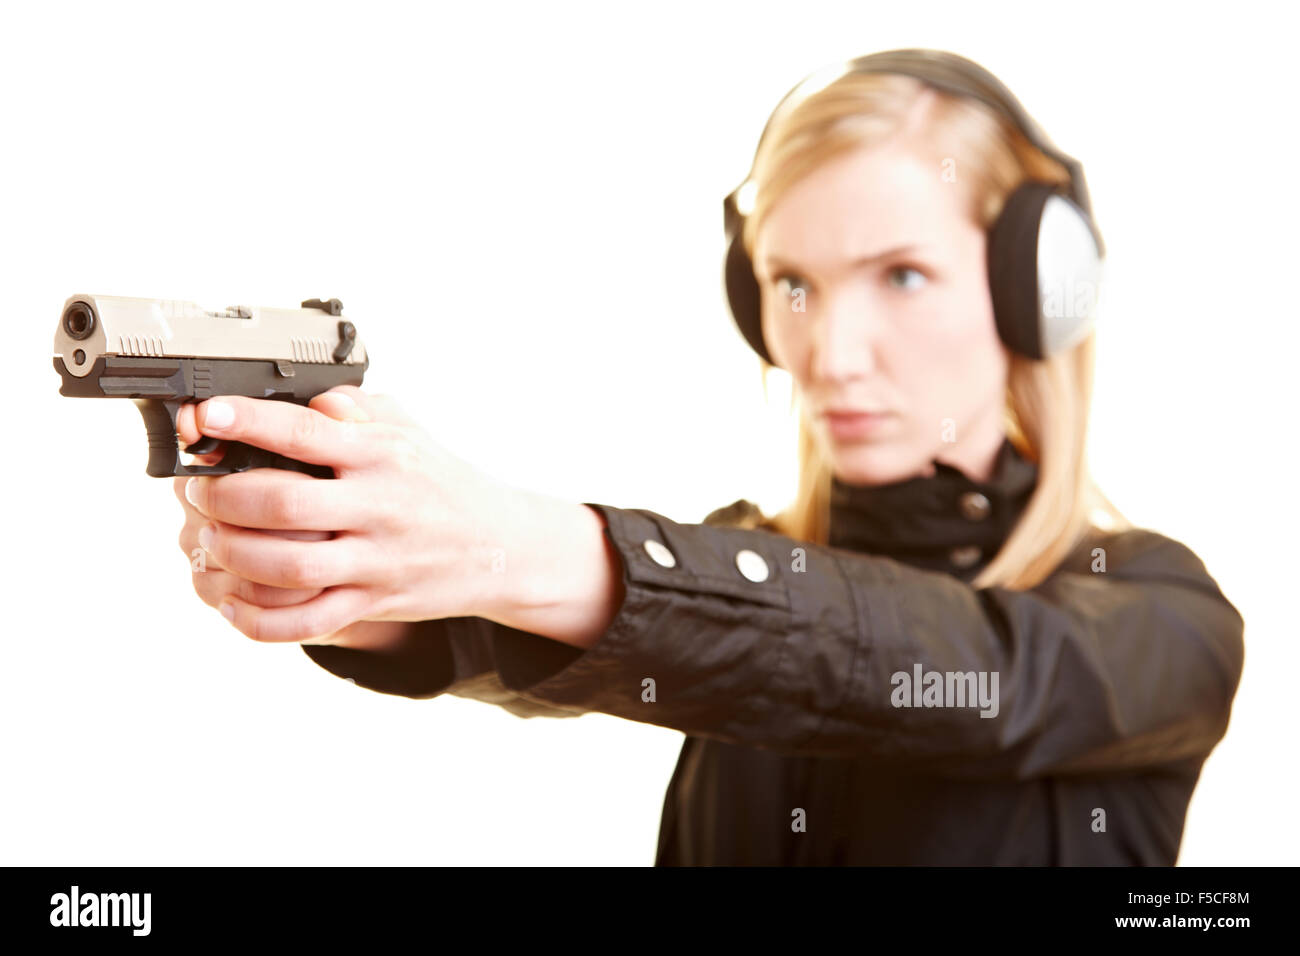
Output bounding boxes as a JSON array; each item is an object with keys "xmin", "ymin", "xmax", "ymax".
[{"xmin": 185, "ymin": 435, "xmax": 222, "ymax": 456}]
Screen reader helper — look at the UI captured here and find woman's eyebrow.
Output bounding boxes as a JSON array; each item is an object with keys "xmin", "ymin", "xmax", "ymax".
[{"xmin": 762, "ymin": 244, "xmax": 929, "ymax": 273}]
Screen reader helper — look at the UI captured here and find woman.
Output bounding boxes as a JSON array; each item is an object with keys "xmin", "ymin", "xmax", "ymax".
[{"xmin": 172, "ymin": 49, "xmax": 1244, "ymax": 865}]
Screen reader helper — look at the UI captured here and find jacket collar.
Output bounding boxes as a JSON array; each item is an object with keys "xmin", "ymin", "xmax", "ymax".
[{"xmin": 827, "ymin": 436, "xmax": 1039, "ymax": 580}]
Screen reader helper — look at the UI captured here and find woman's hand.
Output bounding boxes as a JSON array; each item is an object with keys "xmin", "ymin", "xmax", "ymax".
[
  {"xmin": 173, "ymin": 478, "xmax": 411, "ymax": 653},
  {"xmin": 172, "ymin": 386, "xmax": 532, "ymax": 644}
]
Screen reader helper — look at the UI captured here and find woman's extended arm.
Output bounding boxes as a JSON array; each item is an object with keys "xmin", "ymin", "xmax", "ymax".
[
  {"xmin": 173, "ymin": 388, "xmax": 1244, "ymax": 778},
  {"xmin": 461, "ymin": 501, "xmax": 1246, "ymax": 779}
]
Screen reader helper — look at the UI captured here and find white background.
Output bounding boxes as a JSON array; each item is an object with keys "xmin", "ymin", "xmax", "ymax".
[{"xmin": 2, "ymin": 0, "xmax": 1294, "ymax": 865}]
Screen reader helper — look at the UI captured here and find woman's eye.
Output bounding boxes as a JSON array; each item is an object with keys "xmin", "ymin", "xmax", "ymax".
[
  {"xmin": 774, "ymin": 274, "xmax": 809, "ymax": 304},
  {"xmin": 887, "ymin": 266, "xmax": 928, "ymax": 291}
]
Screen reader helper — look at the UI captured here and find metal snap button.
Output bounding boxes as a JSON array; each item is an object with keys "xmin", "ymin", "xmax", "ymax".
[
  {"xmin": 735, "ymin": 548, "xmax": 769, "ymax": 582},
  {"xmin": 959, "ymin": 491, "xmax": 991, "ymax": 521},
  {"xmin": 643, "ymin": 539, "xmax": 676, "ymax": 568},
  {"xmin": 949, "ymin": 544, "xmax": 982, "ymax": 568}
]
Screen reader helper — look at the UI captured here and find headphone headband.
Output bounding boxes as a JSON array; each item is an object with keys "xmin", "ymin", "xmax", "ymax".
[
  {"xmin": 725, "ymin": 49, "xmax": 1103, "ymax": 254},
  {"xmin": 723, "ymin": 48, "xmax": 1106, "ymax": 366}
]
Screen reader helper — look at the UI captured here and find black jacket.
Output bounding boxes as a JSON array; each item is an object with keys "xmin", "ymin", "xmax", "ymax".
[{"xmin": 302, "ymin": 438, "xmax": 1244, "ymax": 865}]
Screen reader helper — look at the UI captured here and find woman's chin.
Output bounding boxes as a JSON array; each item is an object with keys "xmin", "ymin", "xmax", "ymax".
[{"xmin": 826, "ymin": 438, "xmax": 933, "ymax": 487}]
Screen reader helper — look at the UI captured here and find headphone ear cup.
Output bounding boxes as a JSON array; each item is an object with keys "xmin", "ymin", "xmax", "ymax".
[
  {"xmin": 987, "ymin": 181, "xmax": 1103, "ymax": 360},
  {"xmin": 724, "ymin": 228, "xmax": 775, "ymax": 366}
]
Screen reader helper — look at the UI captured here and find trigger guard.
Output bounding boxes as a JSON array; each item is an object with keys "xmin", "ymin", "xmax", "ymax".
[{"xmin": 184, "ymin": 435, "xmax": 223, "ymax": 456}]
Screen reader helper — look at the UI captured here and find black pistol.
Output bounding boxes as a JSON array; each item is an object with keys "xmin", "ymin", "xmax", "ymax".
[{"xmin": 54, "ymin": 294, "xmax": 369, "ymax": 478}]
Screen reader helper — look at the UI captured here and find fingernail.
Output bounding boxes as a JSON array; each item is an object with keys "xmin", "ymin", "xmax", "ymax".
[
  {"xmin": 332, "ymin": 393, "xmax": 356, "ymax": 407},
  {"xmin": 202, "ymin": 400, "xmax": 234, "ymax": 430},
  {"xmin": 198, "ymin": 525, "xmax": 213, "ymax": 552},
  {"xmin": 219, "ymin": 601, "xmax": 235, "ymax": 622},
  {"xmin": 185, "ymin": 477, "xmax": 201, "ymax": 508}
]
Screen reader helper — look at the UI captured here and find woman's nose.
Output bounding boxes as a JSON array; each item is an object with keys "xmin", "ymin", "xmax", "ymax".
[{"xmin": 810, "ymin": 291, "xmax": 878, "ymax": 381}]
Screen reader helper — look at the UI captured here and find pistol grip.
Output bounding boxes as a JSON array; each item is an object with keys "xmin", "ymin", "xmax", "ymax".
[{"xmin": 133, "ymin": 398, "xmax": 334, "ymax": 478}]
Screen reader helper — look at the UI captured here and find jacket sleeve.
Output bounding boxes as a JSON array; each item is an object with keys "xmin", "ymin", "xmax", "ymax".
[
  {"xmin": 477, "ymin": 501, "xmax": 1245, "ymax": 779},
  {"xmin": 299, "ymin": 616, "xmax": 588, "ymax": 720}
]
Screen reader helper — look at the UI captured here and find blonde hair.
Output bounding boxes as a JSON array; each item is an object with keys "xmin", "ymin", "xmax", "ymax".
[{"xmin": 738, "ymin": 70, "xmax": 1131, "ymax": 589}]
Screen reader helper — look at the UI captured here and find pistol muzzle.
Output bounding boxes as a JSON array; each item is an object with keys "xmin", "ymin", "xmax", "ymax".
[{"xmin": 62, "ymin": 300, "xmax": 96, "ymax": 340}]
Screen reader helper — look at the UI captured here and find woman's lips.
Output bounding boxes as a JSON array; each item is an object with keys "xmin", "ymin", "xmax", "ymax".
[{"xmin": 821, "ymin": 410, "xmax": 896, "ymax": 440}]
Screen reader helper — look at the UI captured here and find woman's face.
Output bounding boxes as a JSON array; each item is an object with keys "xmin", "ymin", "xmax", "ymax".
[{"xmin": 754, "ymin": 142, "xmax": 1009, "ymax": 485}]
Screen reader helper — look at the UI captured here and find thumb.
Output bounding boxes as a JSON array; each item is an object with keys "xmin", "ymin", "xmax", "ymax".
[
  {"xmin": 309, "ymin": 388, "xmax": 373, "ymax": 423},
  {"xmin": 315, "ymin": 385, "xmax": 418, "ymax": 427}
]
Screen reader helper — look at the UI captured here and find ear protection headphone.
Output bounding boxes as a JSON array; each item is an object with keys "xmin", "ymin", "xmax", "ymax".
[{"xmin": 723, "ymin": 48, "xmax": 1105, "ymax": 365}]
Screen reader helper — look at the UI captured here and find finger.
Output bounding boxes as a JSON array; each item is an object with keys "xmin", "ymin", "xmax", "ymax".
[
  {"xmin": 193, "ymin": 395, "xmax": 386, "ymax": 470},
  {"xmin": 199, "ymin": 520, "xmax": 376, "ymax": 589},
  {"xmin": 314, "ymin": 386, "xmax": 419, "ymax": 427},
  {"xmin": 174, "ymin": 474, "xmax": 221, "ymax": 518},
  {"xmin": 177, "ymin": 488, "xmax": 227, "ymax": 569},
  {"xmin": 174, "ymin": 475, "xmax": 194, "ymax": 508},
  {"xmin": 308, "ymin": 389, "xmax": 373, "ymax": 424},
  {"xmin": 176, "ymin": 402, "xmax": 200, "ymax": 446},
  {"xmin": 192, "ymin": 567, "xmax": 325, "ymax": 610},
  {"xmin": 180, "ymin": 519, "xmax": 225, "ymax": 571},
  {"xmin": 176, "ymin": 402, "xmax": 197, "ymax": 447},
  {"xmin": 169, "ymin": 402, "xmax": 226, "ymax": 466},
  {"xmin": 178, "ymin": 478, "xmax": 331, "ymax": 564},
  {"xmin": 183, "ymin": 523, "xmax": 335, "ymax": 574},
  {"xmin": 185, "ymin": 468, "xmax": 378, "ymax": 532},
  {"xmin": 177, "ymin": 466, "xmax": 317, "ymax": 511},
  {"xmin": 219, "ymin": 586, "xmax": 374, "ymax": 643}
]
